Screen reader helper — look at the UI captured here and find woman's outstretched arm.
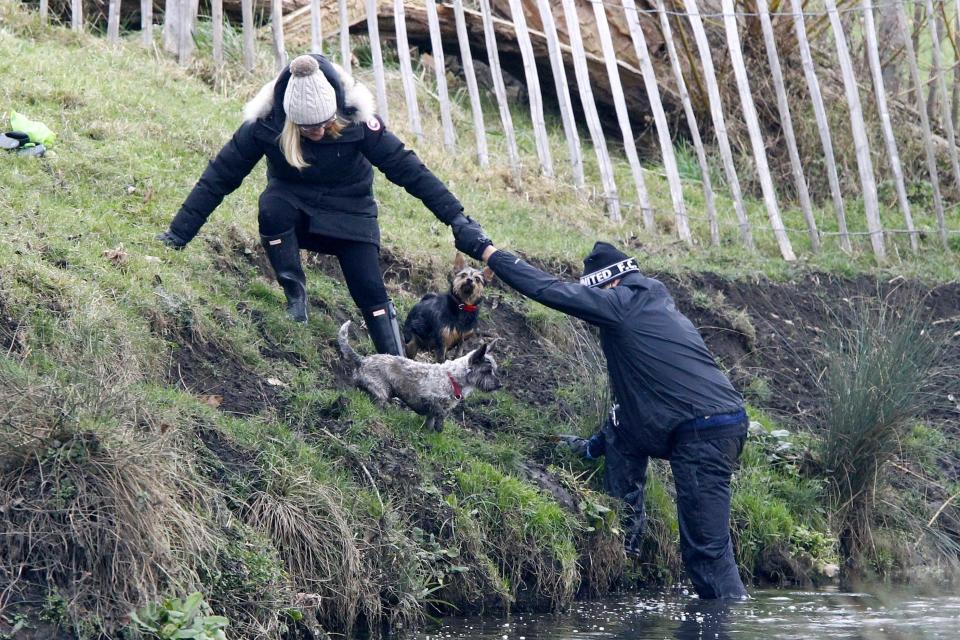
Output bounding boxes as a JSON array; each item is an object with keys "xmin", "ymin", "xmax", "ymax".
[{"xmin": 162, "ymin": 121, "xmax": 265, "ymax": 247}]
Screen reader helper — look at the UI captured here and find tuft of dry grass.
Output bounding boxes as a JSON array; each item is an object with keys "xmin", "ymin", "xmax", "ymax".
[
  {"xmin": 0, "ymin": 359, "xmax": 220, "ymax": 630},
  {"xmin": 242, "ymin": 465, "xmax": 377, "ymax": 634}
]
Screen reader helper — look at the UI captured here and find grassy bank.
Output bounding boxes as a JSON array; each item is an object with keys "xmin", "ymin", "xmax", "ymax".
[{"xmin": 0, "ymin": 5, "xmax": 958, "ymax": 639}]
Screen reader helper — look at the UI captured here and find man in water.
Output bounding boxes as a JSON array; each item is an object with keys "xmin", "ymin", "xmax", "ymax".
[{"xmin": 458, "ymin": 232, "xmax": 748, "ymax": 599}]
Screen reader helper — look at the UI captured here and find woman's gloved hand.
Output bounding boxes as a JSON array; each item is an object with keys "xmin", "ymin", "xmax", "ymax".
[
  {"xmin": 450, "ymin": 214, "xmax": 492, "ymax": 261},
  {"xmin": 156, "ymin": 229, "xmax": 188, "ymax": 250}
]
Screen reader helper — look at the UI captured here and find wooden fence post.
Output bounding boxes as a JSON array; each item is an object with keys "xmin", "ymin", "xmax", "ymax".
[
  {"xmin": 862, "ymin": 0, "xmax": 917, "ymax": 250},
  {"xmin": 272, "ymin": 0, "xmax": 287, "ymax": 73},
  {"xmin": 950, "ymin": 0, "xmax": 960, "ymax": 132},
  {"xmin": 592, "ymin": 0, "xmax": 652, "ymax": 229},
  {"xmin": 394, "ymin": 0, "xmax": 423, "ymax": 140},
  {"xmin": 71, "ymin": 0, "xmax": 82, "ymax": 32},
  {"xmin": 366, "ymin": 0, "xmax": 389, "ymax": 121},
  {"xmin": 623, "ymin": 0, "xmax": 689, "ymax": 243},
  {"xmin": 790, "ymin": 0, "xmax": 849, "ymax": 252},
  {"xmin": 757, "ymin": 0, "xmax": 818, "ymax": 252},
  {"xmin": 426, "ymin": 0, "xmax": 456, "ymax": 152},
  {"xmin": 655, "ymin": 0, "xmax": 717, "ymax": 245},
  {"xmin": 339, "ymin": 0, "xmax": 351, "ymax": 71},
  {"xmin": 535, "ymin": 0, "xmax": 584, "ymax": 189},
  {"xmin": 925, "ymin": 0, "xmax": 960, "ymax": 194},
  {"xmin": 927, "ymin": 10, "xmax": 945, "ymax": 126},
  {"xmin": 912, "ymin": 0, "xmax": 925, "ymax": 102},
  {"xmin": 453, "ymin": 0, "xmax": 489, "ymax": 167},
  {"xmin": 478, "ymin": 0, "xmax": 522, "ymax": 181},
  {"xmin": 721, "ymin": 0, "xmax": 794, "ymax": 261},
  {"xmin": 242, "ymin": 0, "xmax": 255, "ymax": 73},
  {"xmin": 899, "ymin": 0, "xmax": 948, "ymax": 248},
  {"xmin": 107, "ymin": 0, "xmax": 121, "ymax": 43},
  {"xmin": 682, "ymin": 0, "xmax": 752, "ymax": 249},
  {"xmin": 560, "ymin": 0, "xmax": 620, "ymax": 222},
  {"xmin": 824, "ymin": 0, "xmax": 885, "ymax": 260},
  {"xmin": 178, "ymin": 0, "xmax": 191, "ymax": 65},
  {"xmin": 39, "ymin": 0, "xmax": 47, "ymax": 24},
  {"xmin": 141, "ymin": 0, "xmax": 153, "ymax": 46},
  {"xmin": 954, "ymin": 1, "xmax": 960, "ymax": 128},
  {"xmin": 311, "ymin": 0, "xmax": 322, "ymax": 54},
  {"xmin": 212, "ymin": 0, "xmax": 224, "ymax": 74},
  {"xmin": 508, "ymin": 0, "xmax": 553, "ymax": 177}
]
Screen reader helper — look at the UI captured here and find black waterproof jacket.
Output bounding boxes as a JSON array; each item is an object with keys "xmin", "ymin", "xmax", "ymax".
[
  {"xmin": 169, "ymin": 55, "xmax": 463, "ymax": 246},
  {"xmin": 487, "ymin": 251, "xmax": 744, "ymax": 459}
]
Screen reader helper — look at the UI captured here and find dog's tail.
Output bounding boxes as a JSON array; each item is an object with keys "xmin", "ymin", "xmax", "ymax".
[{"xmin": 337, "ymin": 321, "xmax": 363, "ymax": 371}]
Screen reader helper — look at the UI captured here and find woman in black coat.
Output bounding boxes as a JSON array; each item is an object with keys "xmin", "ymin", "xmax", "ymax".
[{"xmin": 158, "ymin": 54, "xmax": 490, "ymax": 355}]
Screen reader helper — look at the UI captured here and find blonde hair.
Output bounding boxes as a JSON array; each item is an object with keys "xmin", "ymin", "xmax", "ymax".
[{"xmin": 279, "ymin": 116, "xmax": 349, "ymax": 170}]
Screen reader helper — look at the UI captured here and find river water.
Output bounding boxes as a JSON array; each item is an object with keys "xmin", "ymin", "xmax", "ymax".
[{"xmin": 407, "ymin": 588, "xmax": 960, "ymax": 639}]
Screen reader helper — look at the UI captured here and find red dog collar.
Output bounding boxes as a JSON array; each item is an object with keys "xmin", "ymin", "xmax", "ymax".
[
  {"xmin": 458, "ymin": 303, "xmax": 479, "ymax": 313},
  {"xmin": 448, "ymin": 373, "xmax": 463, "ymax": 400}
]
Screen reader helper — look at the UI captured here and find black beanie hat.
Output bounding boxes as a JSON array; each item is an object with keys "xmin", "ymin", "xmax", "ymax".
[{"xmin": 580, "ymin": 241, "xmax": 639, "ymax": 288}]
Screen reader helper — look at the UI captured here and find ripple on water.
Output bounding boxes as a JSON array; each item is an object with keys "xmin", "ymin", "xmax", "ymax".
[{"xmin": 406, "ymin": 588, "xmax": 960, "ymax": 640}]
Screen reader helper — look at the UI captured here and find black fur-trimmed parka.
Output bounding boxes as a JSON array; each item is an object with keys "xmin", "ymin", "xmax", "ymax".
[{"xmin": 169, "ymin": 55, "xmax": 464, "ymax": 247}]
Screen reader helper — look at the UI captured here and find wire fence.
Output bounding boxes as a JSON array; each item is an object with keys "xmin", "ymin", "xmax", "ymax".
[
  {"xmin": 587, "ymin": 0, "xmax": 934, "ymax": 17},
  {"xmin": 30, "ymin": 0, "xmax": 960, "ymax": 260}
]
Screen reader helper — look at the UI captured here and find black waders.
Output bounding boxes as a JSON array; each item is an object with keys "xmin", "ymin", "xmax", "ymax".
[
  {"xmin": 362, "ymin": 301, "xmax": 404, "ymax": 356},
  {"xmin": 261, "ymin": 229, "xmax": 309, "ymax": 323}
]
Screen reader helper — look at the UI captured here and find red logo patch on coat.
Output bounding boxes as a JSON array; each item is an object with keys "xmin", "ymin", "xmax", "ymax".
[{"xmin": 366, "ymin": 117, "xmax": 381, "ymax": 131}]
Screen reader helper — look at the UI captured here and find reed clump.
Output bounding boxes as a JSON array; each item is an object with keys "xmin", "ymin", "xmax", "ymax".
[{"xmin": 817, "ymin": 301, "xmax": 948, "ymax": 578}]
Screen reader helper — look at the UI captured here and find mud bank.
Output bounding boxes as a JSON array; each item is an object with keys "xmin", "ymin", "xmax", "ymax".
[{"xmin": 2, "ymin": 233, "xmax": 958, "ymax": 639}]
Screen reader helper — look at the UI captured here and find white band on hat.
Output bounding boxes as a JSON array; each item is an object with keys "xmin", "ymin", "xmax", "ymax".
[{"xmin": 579, "ymin": 258, "xmax": 639, "ymax": 288}]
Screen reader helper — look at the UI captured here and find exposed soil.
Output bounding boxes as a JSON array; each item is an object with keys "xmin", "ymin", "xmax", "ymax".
[
  {"xmin": 166, "ymin": 333, "xmax": 280, "ymax": 416},
  {"xmin": 208, "ymin": 235, "xmax": 960, "ymax": 438},
  {"xmin": 183, "ymin": 232, "xmax": 960, "ymax": 499},
  {"xmin": 196, "ymin": 425, "xmax": 263, "ymax": 488},
  {"xmin": 660, "ymin": 271, "xmax": 960, "ymax": 432},
  {"xmin": 0, "ymin": 295, "xmax": 23, "ymax": 355}
]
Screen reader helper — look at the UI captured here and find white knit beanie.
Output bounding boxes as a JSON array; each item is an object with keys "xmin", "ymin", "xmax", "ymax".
[{"xmin": 283, "ymin": 55, "xmax": 338, "ymax": 125}]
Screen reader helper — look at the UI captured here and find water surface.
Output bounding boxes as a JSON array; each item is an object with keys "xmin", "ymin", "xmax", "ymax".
[{"xmin": 408, "ymin": 588, "xmax": 960, "ymax": 639}]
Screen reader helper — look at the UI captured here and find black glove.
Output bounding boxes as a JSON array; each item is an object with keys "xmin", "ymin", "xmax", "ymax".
[
  {"xmin": 450, "ymin": 214, "xmax": 492, "ymax": 261},
  {"xmin": 156, "ymin": 229, "xmax": 188, "ymax": 250}
]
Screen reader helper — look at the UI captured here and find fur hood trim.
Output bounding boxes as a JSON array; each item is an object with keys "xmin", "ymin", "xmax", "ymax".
[{"xmin": 242, "ymin": 62, "xmax": 375, "ymax": 124}]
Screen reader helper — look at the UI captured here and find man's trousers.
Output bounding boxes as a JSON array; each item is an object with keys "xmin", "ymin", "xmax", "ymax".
[{"xmin": 603, "ymin": 419, "xmax": 749, "ymax": 599}]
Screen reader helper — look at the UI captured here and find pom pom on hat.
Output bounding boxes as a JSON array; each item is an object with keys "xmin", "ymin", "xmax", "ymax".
[
  {"xmin": 283, "ymin": 55, "xmax": 337, "ymax": 126},
  {"xmin": 290, "ymin": 55, "xmax": 319, "ymax": 77}
]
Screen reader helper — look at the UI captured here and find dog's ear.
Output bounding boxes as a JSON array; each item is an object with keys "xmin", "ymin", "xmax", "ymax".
[
  {"xmin": 482, "ymin": 266, "xmax": 495, "ymax": 283},
  {"xmin": 469, "ymin": 342, "xmax": 489, "ymax": 364},
  {"xmin": 453, "ymin": 252, "xmax": 466, "ymax": 272}
]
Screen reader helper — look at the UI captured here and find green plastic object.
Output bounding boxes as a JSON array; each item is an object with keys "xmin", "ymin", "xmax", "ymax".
[{"xmin": 10, "ymin": 111, "xmax": 55, "ymax": 147}]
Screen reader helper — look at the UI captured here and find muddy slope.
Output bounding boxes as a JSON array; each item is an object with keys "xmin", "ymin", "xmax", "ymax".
[
  {"xmin": 666, "ymin": 271, "xmax": 959, "ymax": 431},
  {"xmin": 202, "ymin": 234, "xmax": 960, "ymax": 438}
]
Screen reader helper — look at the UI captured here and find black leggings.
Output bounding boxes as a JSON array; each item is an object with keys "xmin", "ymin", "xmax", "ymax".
[{"xmin": 259, "ymin": 195, "xmax": 388, "ymax": 310}]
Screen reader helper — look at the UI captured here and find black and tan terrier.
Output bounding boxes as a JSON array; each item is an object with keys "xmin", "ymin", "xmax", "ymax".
[{"xmin": 403, "ymin": 253, "xmax": 494, "ymax": 362}]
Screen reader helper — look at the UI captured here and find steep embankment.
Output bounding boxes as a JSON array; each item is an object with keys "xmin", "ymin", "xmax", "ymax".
[{"xmin": 1, "ymin": 6, "xmax": 958, "ymax": 639}]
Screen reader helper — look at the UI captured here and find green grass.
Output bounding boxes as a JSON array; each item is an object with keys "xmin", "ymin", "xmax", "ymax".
[
  {"xmin": 5, "ymin": 5, "xmax": 959, "ymax": 284},
  {"xmin": 732, "ymin": 416, "xmax": 836, "ymax": 583}
]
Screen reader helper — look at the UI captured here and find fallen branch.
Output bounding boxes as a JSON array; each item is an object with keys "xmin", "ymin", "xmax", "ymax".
[{"xmin": 927, "ymin": 491, "xmax": 960, "ymax": 527}]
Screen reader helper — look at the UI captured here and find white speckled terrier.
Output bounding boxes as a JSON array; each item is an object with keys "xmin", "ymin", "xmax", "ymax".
[{"xmin": 338, "ymin": 321, "xmax": 502, "ymax": 432}]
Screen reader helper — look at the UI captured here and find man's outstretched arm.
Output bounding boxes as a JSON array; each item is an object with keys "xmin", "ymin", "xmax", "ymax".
[{"xmin": 482, "ymin": 246, "xmax": 622, "ymax": 326}]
